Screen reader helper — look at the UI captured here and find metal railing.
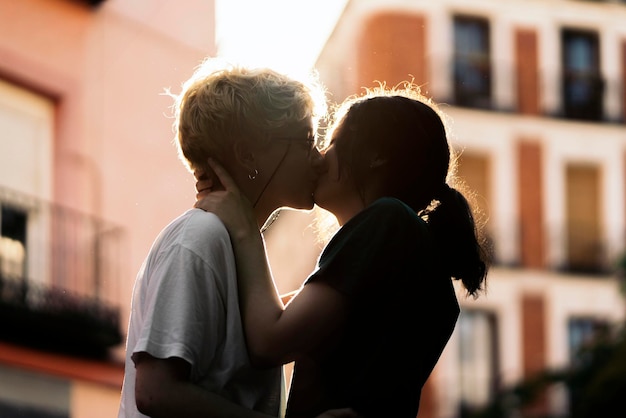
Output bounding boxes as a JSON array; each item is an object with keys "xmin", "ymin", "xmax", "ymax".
[
  {"xmin": 429, "ymin": 56, "xmax": 624, "ymax": 124},
  {"xmin": 482, "ymin": 220, "xmax": 618, "ymax": 276},
  {"xmin": 0, "ymin": 186, "xmax": 125, "ymax": 357}
]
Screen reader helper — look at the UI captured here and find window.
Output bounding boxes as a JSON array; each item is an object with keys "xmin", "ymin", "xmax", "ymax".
[
  {"xmin": 568, "ymin": 317, "xmax": 608, "ymax": 357},
  {"xmin": 456, "ymin": 152, "xmax": 493, "ymax": 259},
  {"xmin": 561, "ymin": 29, "xmax": 603, "ymax": 120},
  {"xmin": 565, "ymin": 164, "xmax": 603, "ymax": 273},
  {"xmin": 453, "ymin": 16, "xmax": 492, "ymax": 108},
  {"xmin": 0, "ymin": 205, "xmax": 27, "ymax": 280},
  {"xmin": 458, "ymin": 310, "xmax": 499, "ymax": 414}
]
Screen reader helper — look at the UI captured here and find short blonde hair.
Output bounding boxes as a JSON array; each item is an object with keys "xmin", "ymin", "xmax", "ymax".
[{"xmin": 171, "ymin": 57, "xmax": 328, "ymax": 173}]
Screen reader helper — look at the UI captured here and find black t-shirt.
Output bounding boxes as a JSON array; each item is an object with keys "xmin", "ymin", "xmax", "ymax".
[{"xmin": 286, "ymin": 197, "xmax": 460, "ymax": 418}]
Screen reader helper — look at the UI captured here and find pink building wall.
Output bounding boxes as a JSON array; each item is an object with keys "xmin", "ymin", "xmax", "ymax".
[{"xmin": 0, "ymin": 0, "xmax": 216, "ymax": 361}]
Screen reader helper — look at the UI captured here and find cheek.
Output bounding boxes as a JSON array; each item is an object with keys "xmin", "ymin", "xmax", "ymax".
[
  {"xmin": 324, "ymin": 152, "xmax": 340, "ymax": 181},
  {"xmin": 317, "ymin": 169, "xmax": 344, "ymax": 201},
  {"xmin": 314, "ymin": 174, "xmax": 350, "ymax": 212},
  {"xmin": 284, "ymin": 158, "xmax": 312, "ymax": 187}
]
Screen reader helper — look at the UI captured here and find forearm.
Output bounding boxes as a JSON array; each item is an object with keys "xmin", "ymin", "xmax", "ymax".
[
  {"xmin": 146, "ymin": 381, "xmax": 275, "ymax": 418},
  {"xmin": 231, "ymin": 232, "xmax": 292, "ymax": 366},
  {"xmin": 135, "ymin": 355, "xmax": 276, "ymax": 418},
  {"xmin": 231, "ymin": 231, "xmax": 347, "ymax": 367}
]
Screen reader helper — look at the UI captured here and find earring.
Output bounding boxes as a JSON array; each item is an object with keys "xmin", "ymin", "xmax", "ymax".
[{"xmin": 248, "ymin": 169, "xmax": 258, "ymax": 180}]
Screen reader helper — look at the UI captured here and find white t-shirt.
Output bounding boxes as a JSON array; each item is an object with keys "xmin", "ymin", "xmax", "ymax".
[{"xmin": 118, "ymin": 208, "xmax": 284, "ymax": 418}]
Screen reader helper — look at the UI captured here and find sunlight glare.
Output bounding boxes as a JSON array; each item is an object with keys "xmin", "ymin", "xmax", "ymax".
[{"xmin": 216, "ymin": 0, "xmax": 347, "ymax": 77}]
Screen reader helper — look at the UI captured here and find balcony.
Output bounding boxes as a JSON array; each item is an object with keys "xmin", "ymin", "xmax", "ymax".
[
  {"xmin": 0, "ymin": 186, "xmax": 124, "ymax": 359},
  {"xmin": 484, "ymin": 219, "xmax": 618, "ymax": 277},
  {"xmin": 435, "ymin": 56, "xmax": 623, "ymax": 124},
  {"xmin": 561, "ymin": 71, "xmax": 605, "ymax": 121}
]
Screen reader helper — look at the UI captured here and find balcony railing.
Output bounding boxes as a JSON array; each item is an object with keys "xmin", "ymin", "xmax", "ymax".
[
  {"xmin": 0, "ymin": 186, "xmax": 124, "ymax": 358},
  {"xmin": 482, "ymin": 220, "xmax": 618, "ymax": 276},
  {"xmin": 561, "ymin": 71, "xmax": 605, "ymax": 121},
  {"xmin": 431, "ymin": 56, "xmax": 624, "ymax": 124}
]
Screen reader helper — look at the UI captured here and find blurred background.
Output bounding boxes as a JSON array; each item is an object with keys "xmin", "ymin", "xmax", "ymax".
[{"xmin": 1, "ymin": 0, "xmax": 626, "ymax": 417}]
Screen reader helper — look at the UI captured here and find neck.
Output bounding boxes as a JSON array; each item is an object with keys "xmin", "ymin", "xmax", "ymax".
[
  {"xmin": 260, "ymin": 209, "xmax": 281, "ymax": 233},
  {"xmin": 322, "ymin": 199, "xmax": 365, "ymax": 227},
  {"xmin": 253, "ymin": 199, "xmax": 280, "ymax": 233}
]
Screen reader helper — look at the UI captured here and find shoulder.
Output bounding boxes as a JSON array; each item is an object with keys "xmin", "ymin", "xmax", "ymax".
[
  {"xmin": 326, "ymin": 198, "xmax": 426, "ymax": 252},
  {"xmin": 162, "ymin": 208, "xmax": 228, "ymax": 237},
  {"xmin": 352, "ymin": 197, "xmax": 423, "ymax": 229},
  {"xmin": 369, "ymin": 197, "xmax": 414, "ymax": 215},
  {"xmin": 153, "ymin": 209, "xmax": 232, "ymax": 258},
  {"xmin": 186, "ymin": 208, "xmax": 229, "ymax": 234},
  {"xmin": 143, "ymin": 210, "xmax": 237, "ymax": 293},
  {"xmin": 353, "ymin": 198, "xmax": 430, "ymax": 249}
]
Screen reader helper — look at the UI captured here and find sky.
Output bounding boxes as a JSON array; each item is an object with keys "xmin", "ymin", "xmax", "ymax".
[{"xmin": 215, "ymin": 0, "xmax": 348, "ymax": 76}]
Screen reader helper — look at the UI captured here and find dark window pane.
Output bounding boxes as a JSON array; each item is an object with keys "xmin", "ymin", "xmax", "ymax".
[
  {"xmin": 1, "ymin": 205, "xmax": 27, "ymax": 279},
  {"xmin": 458, "ymin": 310, "xmax": 499, "ymax": 414},
  {"xmin": 1, "ymin": 205, "xmax": 27, "ymax": 244},
  {"xmin": 454, "ymin": 16, "xmax": 492, "ymax": 108},
  {"xmin": 561, "ymin": 29, "xmax": 603, "ymax": 120}
]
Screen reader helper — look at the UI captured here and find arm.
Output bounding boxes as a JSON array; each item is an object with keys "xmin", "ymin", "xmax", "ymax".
[
  {"xmin": 194, "ymin": 159, "xmax": 347, "ymax": 367},
  {"xmin": 135, "ymin": 354, "xmax": 359, "ymax": 418},
  {"xmin": 134, "ymin": 353, "xmax": 274, "ymax": 418},
  {"xmin": 231, "ymin": 232, "xmax": 347, "ymax": 367}
]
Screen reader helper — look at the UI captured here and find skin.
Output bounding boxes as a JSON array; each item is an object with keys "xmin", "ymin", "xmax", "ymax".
[
  {"xmin": 195, "ymin": 90, "xmax": 486, "ymax": 417},
  {"xmin": 312, "ymin": 121, "xmax": 388, "ymax": 225},
  {"xmin": 197, "ymin": 121, "xmax": 325, "ymax": 228},
  {"xmin": 310, "ymin": 127, "xmax": 362, "ymax": 225},
  {"xmin": 134, "ymin": 354, "xmax": 277, "ymax": 418},
  {"xmin": 194, "ymin": 157, "xmax": 348, "ymax": 367},
  {"xmin": 135, "ymin": 352, "xmax": 356, "ymax": 418},
  {"xmin": 194, "ymin": 103, "xmax": 412, "ymax": 417},
  {"xmin": 192, "ymin": 117, "xmax": 389, "ymax": 367},
  {"xmin": 135, "ymin": 119, "xmax": 357, "ymax": 418}
]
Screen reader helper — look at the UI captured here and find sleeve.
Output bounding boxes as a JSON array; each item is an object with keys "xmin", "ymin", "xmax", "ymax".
[
  {"xmin": 132, "ymin": 243, "xmax": 226, "ymax": 380},
  {"xmin": 308, "ymin": 198, "xmax": 421, "ymax": 298}
]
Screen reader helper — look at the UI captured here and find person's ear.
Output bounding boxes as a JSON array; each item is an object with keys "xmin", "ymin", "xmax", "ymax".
[{"xmin": 233, "ymin": 140, "xmax": 257, "ymax": 174}]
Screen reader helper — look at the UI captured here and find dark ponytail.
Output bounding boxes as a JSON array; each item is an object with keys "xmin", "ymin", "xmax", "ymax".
[{"xmin": 426, "ymin": 184, "xmax": 490, "ymax": 298}]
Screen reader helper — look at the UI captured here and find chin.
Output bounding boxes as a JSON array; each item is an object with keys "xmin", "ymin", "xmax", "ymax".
[
  {"xmin": 286, "ymin": 197, "xmax": 315, "ymax": 211},
  {"xmin": 297, "ymin": 200, "xmax": 316, "ymax": 211},
  {"xmin": 312, "ymin": 192, "xmax": 325, "ymax": 209}
]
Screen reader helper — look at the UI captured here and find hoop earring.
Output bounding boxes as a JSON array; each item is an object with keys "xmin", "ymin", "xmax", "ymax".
[{"xmin": 248, "ymin": 169, "xmax": 258, "ymax": 180}]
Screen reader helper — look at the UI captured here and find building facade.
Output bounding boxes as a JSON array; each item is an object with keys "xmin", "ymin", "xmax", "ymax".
[
  {"xmin": 313, "ymin": 0, "xmax": 626, "ymax": 416},
  {"xmin": 2, "ymin": 0, "xmax": 626, "ymax": 417},
  {"xmin": 0, "ymin": 0, "xmax": 215, "ymax": 416}
]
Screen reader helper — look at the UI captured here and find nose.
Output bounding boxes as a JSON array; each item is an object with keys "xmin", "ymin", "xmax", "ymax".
[{"xmin": 311, "ymin": 148, "xmax": 328, "ymax": 175}]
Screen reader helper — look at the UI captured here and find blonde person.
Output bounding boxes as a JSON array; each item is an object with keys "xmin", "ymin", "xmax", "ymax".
[
  {"xmin": 194, "ymin": 83, "xmax": 491, "ymax": 417},
  {"xmin": 118, "ymin": 58, "xmax": 357, "ymax": 418}
]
